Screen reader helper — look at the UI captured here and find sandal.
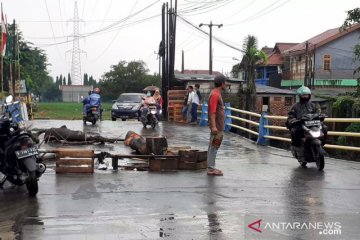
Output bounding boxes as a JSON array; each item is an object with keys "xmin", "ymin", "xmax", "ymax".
[{"xmin": 207, "ymin": 168, "xmax": 223, "ymax": 176}]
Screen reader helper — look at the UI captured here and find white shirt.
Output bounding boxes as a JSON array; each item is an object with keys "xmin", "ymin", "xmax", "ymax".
[{"xmin": 188, "ymin": 90, "xmax": 199, "ymax": 105}]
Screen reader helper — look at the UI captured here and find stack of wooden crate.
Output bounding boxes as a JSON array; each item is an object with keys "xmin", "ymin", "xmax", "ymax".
[
  {"xmin": 178, "ymin": 150, "xmax": 208, "ymax": 170},
  {"xmin": 167, "ymin": 90, "xmax": 187, "ymax": 122}
]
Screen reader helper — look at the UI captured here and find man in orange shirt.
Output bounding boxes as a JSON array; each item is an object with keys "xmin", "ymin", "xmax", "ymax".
[{"xmin": 207, "ymin": 74, "xmax": 227, "ymax": 176}]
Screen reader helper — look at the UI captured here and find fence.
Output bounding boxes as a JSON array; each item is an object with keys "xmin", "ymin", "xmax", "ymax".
[{"xmin": 198, "ymin": 104, "xmax": 360, "ymax": 152}]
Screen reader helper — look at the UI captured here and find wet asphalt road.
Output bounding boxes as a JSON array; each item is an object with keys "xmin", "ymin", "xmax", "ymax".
[{"xmin": 0, "ymin": 120, "xmax": 360, "ymax": 240}]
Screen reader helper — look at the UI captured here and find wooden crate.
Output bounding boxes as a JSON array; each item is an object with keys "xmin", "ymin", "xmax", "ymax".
[
  {"xmin": 178, "ymin": 160, "xmax": 207, "ymax": 170},
  {"xmin": 179, "ymin": 150, "xmax": 207, "ymax": 163},
  {"xmin": 55, "ymin": 148, "xmax": 95, "ymax": 158},
  {"xmin": 55, "ymin": 148, "xmax": 95, "ymax": 174},
  {"xmin": 56, "ymin": 158, "xmax": 94, "ymax": 174},
  {"xmin": 149, "ymin": 157, "xmax": 178, "ymax": 171}
]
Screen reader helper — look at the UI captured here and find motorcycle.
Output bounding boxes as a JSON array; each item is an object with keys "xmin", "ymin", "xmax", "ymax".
[
  {"xmin": 0, "ymin": 95, "xmax": 46, "ymax": 196},
  {"xmin": 290, "ymin": 113, "xmax": 326, "ymax": 171},
  {"xmin": 139, "ymin": 104, "xmax": 158, "ymax": 129},
  {"xmin": 83, "ymin": 105, "xmax": 101, "ymax": 125}
]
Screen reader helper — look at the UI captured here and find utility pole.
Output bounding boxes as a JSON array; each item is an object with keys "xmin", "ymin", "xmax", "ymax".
[
  {"xmin": 181, "ymin": 50, "xmax": 184, "ymax": 73},
  {"xmin": 168, "ymin": 0, "xmax": 177, "ymax": 90},
  {"xmin": 12, "ymin": 19, "xmax": 16, "ymax": 96},
  {"xmin": 304, "ymin": 41, "xmax": 309, "ymax": 87},
  {"xmin": 199, "ymin": 21, "xmax": 222, "ymax": 75}
]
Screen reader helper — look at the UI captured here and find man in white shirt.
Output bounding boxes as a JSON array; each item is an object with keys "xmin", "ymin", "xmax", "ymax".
[{"xmin": 187, "ymin": 85, "xmax": 199, "ymax": 124}]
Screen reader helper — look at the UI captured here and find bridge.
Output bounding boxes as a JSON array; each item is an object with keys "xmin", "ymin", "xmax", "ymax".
[{"xmin": 0, "ymin": 119, "xmax": 359, "ymax": 239}]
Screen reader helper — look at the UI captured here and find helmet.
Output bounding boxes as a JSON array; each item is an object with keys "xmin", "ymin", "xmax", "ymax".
[
  {"xmin": 93, "ymin": 87, "xmax": 100, "ymax": 94},
  {"xmin": 296, "ymin": 86, "xmax": 311, "ymax": 96}
]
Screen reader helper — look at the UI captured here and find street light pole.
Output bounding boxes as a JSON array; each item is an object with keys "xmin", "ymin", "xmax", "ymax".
[{"xmin": 199, "ymin": 21, "xmax": 222, "ymax": 75}]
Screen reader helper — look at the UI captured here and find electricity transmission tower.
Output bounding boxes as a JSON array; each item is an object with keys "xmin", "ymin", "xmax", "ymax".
[{"xmin": 66, "ymin": 1, "xmax": 86, "ymax": 85}]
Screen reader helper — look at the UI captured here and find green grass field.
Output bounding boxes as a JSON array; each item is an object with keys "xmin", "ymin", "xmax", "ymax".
[{"xmin": 35, "ymin": 102, "xmax": 113, "ymax": 120}]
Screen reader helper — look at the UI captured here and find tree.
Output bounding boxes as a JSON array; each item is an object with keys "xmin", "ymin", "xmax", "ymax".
[
  {"xmin": 62, "ymin": 77, "xmax": 66, "ymax": 86},
  {"xmin": 83, "ymin": 73, "xmax": 89, "ymax": 85},
  {"xmin": 89, "ymin": 75, "xmax": 96, "ymax": 85},
  {"xmin": 99, "ymin": 60, "xmax": 161, "ymax": 101},
  {"xmin": 67, "ymin": 73, "xmax": 72, "ymax": 85},
  {"xmin": 241, "ymin": 35, "xmax": 268, "ymax": 111},
  {"xmin": 341, "ymin": 8, "xmax": 360, "ymax": 95}
]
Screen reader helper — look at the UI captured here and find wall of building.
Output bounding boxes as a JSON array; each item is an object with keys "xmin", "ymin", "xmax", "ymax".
[
  {"xmin": 184, "ymin": 81, "xmax": 241, "ymax": 95},
  {"xmin": 315, "ymin": 30, "xmax": 360, "ymax": 79},
  {"xmin": 62, "ymin": 86, "xmax": 93, "ymax": 102}
]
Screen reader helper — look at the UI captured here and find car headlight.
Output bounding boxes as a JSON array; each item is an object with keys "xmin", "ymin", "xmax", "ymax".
[{"xmin": 112, "ymin": 104, "xmax": 118, "ymax": 110}]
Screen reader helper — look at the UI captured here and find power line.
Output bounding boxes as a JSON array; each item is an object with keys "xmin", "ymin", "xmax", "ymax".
[
  {"xmin": 44, "ymin": 0, "xmax": 64, "ymax": 59},
  {"xmin": 93, "ymin": 0, "xmax": 140, "ymax": 61},
  {"xmin": 33, "ymin": 1, "xmax": 161, "ymax": 47},
  {"xmin": 177, "ymin": 14, "xmax": 244, "ymax": 53},
  {"xmin": 226, "ymin": 0, "xmax": 291, "ymax": 26}
]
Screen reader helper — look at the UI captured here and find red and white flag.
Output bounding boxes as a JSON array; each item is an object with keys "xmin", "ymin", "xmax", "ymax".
[{"xmin": 1, "ymin": 3, "xmax": 7, "ymax": 57}]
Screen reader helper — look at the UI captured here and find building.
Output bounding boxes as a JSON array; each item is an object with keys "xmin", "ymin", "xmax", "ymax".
[
  {"xmin": 251, "ymin": 84, "xmax": 296, "ymax": 115},
  {"xmin": 281, "ymin": 23, "xmax": 360, "ymax": 92},
  {"xmin": 174, "ymin": 72, "xmax": 243, "ymax": 97},
  {"xmin": 61, "ymin": 85, "xmax": 93, "ymax": 102},
  {"xmin": 256, "ymin": 43, "xmax": 298, "ymax": 87}
]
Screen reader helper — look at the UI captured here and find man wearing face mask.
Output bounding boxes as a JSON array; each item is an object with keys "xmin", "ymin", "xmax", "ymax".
[{"xmin": 286, "ymin": 86, "xmax": 328, "ymax": 147}]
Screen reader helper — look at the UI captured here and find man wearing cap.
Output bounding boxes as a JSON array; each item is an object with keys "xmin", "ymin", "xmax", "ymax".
[{"xmin": 207, "ymin": 74, "xmax": 227, "ymax": 176}]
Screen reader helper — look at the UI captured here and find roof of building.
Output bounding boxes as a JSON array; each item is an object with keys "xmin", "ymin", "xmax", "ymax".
[
  {"xmin": 256, "ymin": 84, "xmax": 296, "ymax": 95},
  {"xmin": 175, "ymin": 70, "xmax": 222, "ymax": 75},
  {"xmin": 274, "ymin": 43, "xmax": 299, "ymax": 53},
  {"xmin": 261, "ymin": 46, "xmax": 273, "ymax": 55},
  {"xmin": 285, "ymin": 23, "xmax": 360, "ymax": 55},
  {"xmin": 259, "ymin": 43, "xmax": 298, "ymax": 66},
  {"xmin": 174, "ymin": 73, "xmax": 243, "ymax": 82}
]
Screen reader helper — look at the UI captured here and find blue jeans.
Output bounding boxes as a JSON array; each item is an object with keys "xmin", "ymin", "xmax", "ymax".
[
  {"xmin": 182, "ymin": 105, "xmax": 188, "ymax": 118},
  {"xmin": 191, "ymin": 103, "xmax": 198, "ymax": 122}
]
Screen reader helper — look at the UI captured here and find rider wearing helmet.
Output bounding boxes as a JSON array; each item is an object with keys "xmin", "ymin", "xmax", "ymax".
[
  {"xmin": 286, "ymin": 86, "xmax": 327, "ymax": 147},
  {"xmin": 84, "ymin": 87, "xmax": 102, "ymax": 118}
]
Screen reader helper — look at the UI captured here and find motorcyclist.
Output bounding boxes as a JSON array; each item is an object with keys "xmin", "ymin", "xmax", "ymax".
[
  {"xmin": 153, "ymin": 89, "xmax": 163, "ymax": 119},
  {"xmin": 286, "ymin": 86, "xmax": 328, "ymax": 147},
  {"xmin": 85, "ymin": 87, "xmax": 102, "ymax": 119},
  {"xmin": 140, "ymin": 91, "xmax": 156, "ymax": 120},
  {"xmin": 82, "ymin": 91, "xmax": 92, "ymax": 116}
]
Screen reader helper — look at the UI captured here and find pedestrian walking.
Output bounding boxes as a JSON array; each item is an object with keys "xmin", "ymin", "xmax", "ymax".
[{"xmin": 207, "ymin": 74, "xmax": 227, "ymax": 176}]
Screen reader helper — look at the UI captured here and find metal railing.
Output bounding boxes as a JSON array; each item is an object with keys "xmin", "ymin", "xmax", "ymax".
[{"xmin": 198, "ymin": 104, "xmax": 360, "ymax": 152}]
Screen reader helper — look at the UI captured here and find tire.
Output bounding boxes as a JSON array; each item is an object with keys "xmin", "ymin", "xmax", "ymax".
[
  {"xmin": 111, "ymin": 118, "xmax": 116, "ymax": 121},
  {"xmin": 92, "ymin": 119, "xmax": 97, "ymax": 125},
  {"xmin": 122, "ymin": 118, "xmax": 126, "ymax": 121},
  {"xmin": 300, "ymin": 162, "xmax": 307, "ymax": 168},
  {"xmin": 26, "ymin": 171, "xmax": 38, "ymax": 197},
  {"xmin": 151, "ymin": 122, "xmax": 156, "ymax": 129},
  {"xmin": 316, "ymin": 154, "xmax": 325, "ymax": 171}
]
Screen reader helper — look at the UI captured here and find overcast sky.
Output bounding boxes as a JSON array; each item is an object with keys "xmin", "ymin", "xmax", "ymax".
[{"xmin": 3, "ymin": 0, "xmax": 359, "ymax": 81}]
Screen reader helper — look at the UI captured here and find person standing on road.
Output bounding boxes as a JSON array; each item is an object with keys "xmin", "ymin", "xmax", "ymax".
[
  {"xmin": 189, "ymin": 85, "xmax": 200, "ymax": 124},
  {"xmin": 207, "ymin": 74, "xmax": 227, "ymax": 176}
]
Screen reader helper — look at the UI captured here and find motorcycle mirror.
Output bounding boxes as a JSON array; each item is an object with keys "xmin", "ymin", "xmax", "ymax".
[{"xmin": 5, "ymin": 95, "xmax": 13, "ymax": 104}]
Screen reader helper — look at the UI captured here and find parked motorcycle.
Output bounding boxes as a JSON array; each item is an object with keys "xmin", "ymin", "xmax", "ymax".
[
  {"xmin": 139, "ymin": 104, "xmax": 158, "ymax": 129},
  {"xmin": 83, "ymin": 105, "xmax": 101, "ymax": 125},
  {"xmin": 290, "ymin": 113, "xmax": 326, "ymax": 171},
  {"xmin": 0, "ymin": 95, "xmax": 46, "ymax": 196}
]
